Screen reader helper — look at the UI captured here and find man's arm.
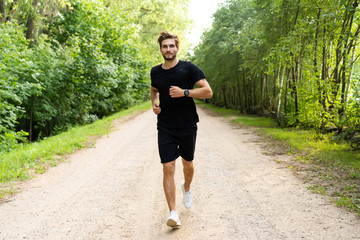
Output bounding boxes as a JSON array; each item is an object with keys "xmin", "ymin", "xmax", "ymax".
[
  {"xmin": 169, "ymin": 79, "xmax": 213, "ymax": 99},
  {"xmin": 151, "ymin": 86, "xmax": 161, "ymax": 115}
]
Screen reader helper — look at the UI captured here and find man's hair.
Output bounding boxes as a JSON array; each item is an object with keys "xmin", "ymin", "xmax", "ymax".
[{"xmin": 157, "ymin": 31, "xmax": 179, "ymax": 48}]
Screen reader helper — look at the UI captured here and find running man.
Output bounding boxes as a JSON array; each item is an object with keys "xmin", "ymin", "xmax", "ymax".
[{"xmin": 150, "ymin": 31, "xmax": 213, "ymax": 228}]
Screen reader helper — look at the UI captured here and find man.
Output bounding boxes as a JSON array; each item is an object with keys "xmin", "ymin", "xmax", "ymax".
[{"xmin": 150, "ymin": 31, "xmax": 212, "ymax": 228}]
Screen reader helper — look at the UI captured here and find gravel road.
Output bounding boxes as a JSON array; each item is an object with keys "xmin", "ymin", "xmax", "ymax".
[{"xmin": 0, "ymin": 106, "xmax": 359, "ymax": 240}]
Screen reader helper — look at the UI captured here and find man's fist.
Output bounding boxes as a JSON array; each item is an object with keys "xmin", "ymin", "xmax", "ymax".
[
  {"xmin": 153, "ymin": 103, "xmax": 161, "ymax": 115},
  {"xmin": 169, "ymin": 86, "xmax": 184, "ymax": 98}
]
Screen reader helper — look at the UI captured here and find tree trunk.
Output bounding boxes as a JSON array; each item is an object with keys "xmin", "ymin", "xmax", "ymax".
[
  {"xmin": 321, "ymin": 25, "xmax": 328, "ymax": 110},
  {"xmin": 331, "ymin": 0, "xmax": 357, "ymax": 105},
  {"xmin": 284, "ymin": 72, "xmax": 289, "ymax": 114},
  {"xmin": 0, "ymin": 0, "xmax": 5, "ymax": 23},
  {"xmin": 295, "ymin": 55, "xmax": 300, "ymax": 117},
  {"xmin": 232, "ymin": 86, "xmax": 236, "ymax": 108},
  {"xmin": 26, "ymin": 15, "xmax": 36, "ymax": 40},
  {"xmin": 345, "ymin": 36, "xmax": 358, "ymax": 105},
  {"xmin": 292, "ymin": 0, "xmax": 301, "ymax": 30},
  {"xmin": 26, "ymin": 0, "xmax": 39, "ymax": 41},
  {"xmin": 261, "ymin": 74, "xmax": 266, "ymax": 112},
  {"xmin": 237, "ymin": 80, "xmax": 243, "ymax": 113},
  {"xmin": 314, "ymin": 7, "xmax": 321, "ymax": 80},
  {"xmin": 265, "ymin": 74, "xmax": 272, "ymax": 112},
  {"xmin": 236, "ymin": 52, "xmax": 243, "ymax": 113},
  {"xmin": 291, "ymin": 64, "xmax": 299, "ymax": 120},
  {"xmin": 222, "ymin": 83, "xmax": 228, "ymax": 109},
  {"xmin": 29, "ymin": 110, "xmax": 33, "ymax": 142},
  {"xmin": 242, "ymin": 71, "xmax": 248, "ymax": 113},
  {"xmin": 277, "ymin": 66, "xmax": 286, "ymax": 117},
  {"xmin": 339, "ymin": 55, "xmax": 346, "ymax": 116},
  {"xmin": 253, "ymin": 75, "xmax": 258, "ymax": 107},
  {"xmin": 249, "ymin": 74, "xmax": 254, "ymax": 108}
]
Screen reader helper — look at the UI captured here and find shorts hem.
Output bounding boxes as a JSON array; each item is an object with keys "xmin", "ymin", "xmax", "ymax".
[{"xmin": 161, "ymin": 154, "xmax": 180, "ymax": 164}]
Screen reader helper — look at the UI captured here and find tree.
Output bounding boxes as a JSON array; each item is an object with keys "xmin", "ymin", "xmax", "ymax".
[{"xmin": 193, "ymin": 0, "xmax": 360, "ymax": 133}]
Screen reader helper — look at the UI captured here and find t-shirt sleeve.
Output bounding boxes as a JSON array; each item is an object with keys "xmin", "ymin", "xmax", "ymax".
[
  {"xmin": 150, "ymin": 67, "xmax": 157, "ymax": 88},
  {"xmin": 188, "ymin": 62, "xmax": 206, "ymax": 85}
]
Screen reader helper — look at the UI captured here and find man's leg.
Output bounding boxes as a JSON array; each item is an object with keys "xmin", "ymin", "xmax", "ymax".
[
  {"xmin": 182, "ymin": 158, "xmax": 194, "ymax": 191},
  {"xmin": 181, "ymin": 158, "xmax": 194, "ymax": 209},
  {"xmin": 163, "ymin": 160, "xmax": 176, "ymax": 211}
]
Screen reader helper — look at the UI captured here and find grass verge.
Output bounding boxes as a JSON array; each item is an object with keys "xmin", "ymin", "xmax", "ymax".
[
  {"xmin": 196, "ymin": 100, "xmax": 360, "ymax": 216},
  {"xmin": 0, "ymin": 101, "xmax": 151, "ymax": 197}
]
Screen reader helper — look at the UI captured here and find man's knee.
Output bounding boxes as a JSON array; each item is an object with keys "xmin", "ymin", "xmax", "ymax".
[
  {"xmin": 182, "ymin": 158, "xmax": 194, "ymax": 170},
  {"xmin": 163, "ymin": 161, "xmax": 176, "ymax": 176}
]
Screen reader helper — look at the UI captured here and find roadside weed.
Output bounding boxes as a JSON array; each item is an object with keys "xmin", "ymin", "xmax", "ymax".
[
  {"xmin": 0, "ymin": 101, "xmax": 151, "ymax": 184},
  {"xmin": 196, "ymin": 100, "xmax": 360, "ymax": 216}
]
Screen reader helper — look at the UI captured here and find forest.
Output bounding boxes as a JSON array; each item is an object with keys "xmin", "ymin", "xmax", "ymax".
[
  {"xmin": 193, "ymin": 0, "xmax": 360, "ymax": 142},
  {"xmin": 0, "ymin": 0, "xmax": 191, "ymax": 153},
  {"xmin": 1, "ymin": 0, "xmax": 360, "ymax": 154}
]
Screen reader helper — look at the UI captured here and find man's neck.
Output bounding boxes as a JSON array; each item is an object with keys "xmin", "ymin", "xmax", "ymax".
[{"xmin": 162, "ymin": 58, "xmax": 179, "ymax": 70}]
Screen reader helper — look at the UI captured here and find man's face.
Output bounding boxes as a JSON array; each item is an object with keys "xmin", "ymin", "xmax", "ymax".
[{"xmin": 160, "ymin": 38, "xmax": 179, "ymax": 61}]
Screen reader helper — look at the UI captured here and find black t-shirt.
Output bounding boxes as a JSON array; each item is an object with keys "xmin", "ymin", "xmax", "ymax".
[{"xmin": 151, "ymin": 60, "xmax": 206, "ymax": 128}]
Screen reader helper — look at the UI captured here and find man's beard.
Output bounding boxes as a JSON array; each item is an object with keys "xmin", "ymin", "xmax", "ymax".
[{"xmin": 162, "ymin": 52, "xmax": 177, "ymax": 60}]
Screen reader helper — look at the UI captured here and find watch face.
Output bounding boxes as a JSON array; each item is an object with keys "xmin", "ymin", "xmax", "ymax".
[{"xmin": 184, "ymin": 89, "xmax": 189, "ymax": 96}]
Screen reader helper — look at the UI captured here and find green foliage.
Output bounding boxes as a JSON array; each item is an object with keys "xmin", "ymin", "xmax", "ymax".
[
  {"xmin": 193, "ymin": 0, "xmax": 360, "ymax": 134},
  {"xmin": 0, "ymin": 101, "xmax": 151, "ymax": 182},
  {"xmin": 345, "ymin": 78, "xmax": 360, "ymax": 130},
  {"xmin": 199, "ymin": 100, "xmax": 360, "ymax": 215},
  {"xmin": 0, "ymin": 24, "xmax": 29, "ymax": 151},
  {"xmin": 0, "ymin": 0, "xmax": 191, "ymax": 153}
]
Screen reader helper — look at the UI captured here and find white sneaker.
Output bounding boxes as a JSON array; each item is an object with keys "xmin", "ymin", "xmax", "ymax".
[
  {"xmin": 167, "ymin": 210, "xmax": 181, "ymax": 228},
  {"xmin": 181, "ymin": 183, "xmax": 193, "ymax": 208}
]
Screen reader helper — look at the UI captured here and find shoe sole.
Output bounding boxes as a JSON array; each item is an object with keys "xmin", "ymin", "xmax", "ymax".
[{"xmin": 167, "ymin": 219, "xmax": 181, "ymax": 228}]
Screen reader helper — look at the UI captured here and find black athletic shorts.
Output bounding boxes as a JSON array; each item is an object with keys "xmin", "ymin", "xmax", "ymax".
[{"xmin": 157, "ymin": 125, "xmax": 197, "ymax": 164}]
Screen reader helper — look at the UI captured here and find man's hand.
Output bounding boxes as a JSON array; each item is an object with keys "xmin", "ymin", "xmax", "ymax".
[
  {"xmin": 169, "ymin": 86, "xmax": 184, "ymax": 98},
  {"xmin": 153, "ymin": 103, "xmax": 161, "ymax": 115}
]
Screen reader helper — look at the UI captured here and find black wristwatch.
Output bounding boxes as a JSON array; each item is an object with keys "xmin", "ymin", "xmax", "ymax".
[{"xmin": 184, "ymin": 89, "xmax": 189, "ymax": 97}]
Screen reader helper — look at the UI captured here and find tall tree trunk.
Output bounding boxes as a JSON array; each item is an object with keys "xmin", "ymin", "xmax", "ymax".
[
  {"xmin": 295, "ymin": 55, "xmax": 300, "ymax": 118},
  {"xmin": 242, "ymin": 71, "xmax": 248, "ymax": 113},
  {"xmin": 339, "ymin": 55, "xmax": 347, "ymax": 116},
  {"xmin": 284, "ymin": 73, "xmax": 289, "ymax": 114},
  {"xmin": 232, "ymin": 86, "xmax": 236, "ymax": 108},
  {"xmin": 222, "ymin": 83, "xmax": 228, "ymax": 109},
  {"xmin": 345, "ymin": 36, "xmax": 358, "ymax": 105},
  {"xmin": 291, "ymin": 62, "xmax": 299, "ymax": 121},
  {"xmin": 320, "ymin": 33, "xmax": 329, "ymax": 132},
  {"xmin": 292, "ymin": 0, "xmax": 301, "ymax": 30},
  {"xmin": 236, "ymin": 52, "xmax": 243, "ymax": 113},
  {"xmin": 26, "ymin": 0, "xmax": 39, "ymax": 42},
  {"xmin": 261, "ymin": 74, "xmax": 266, "ymax": 112},
  {"xmin": 331, "ymin": 0, "xmax": 357, "ymax": 105},
  {"xmin": 273, "ymin": 67, "xmax": 280, "ymax": 112},
  {"xmin": 265, "ymin": 74, "xmax": 272, "ymax": 112},
  {"xmin": 237, "ymin": 80, "xmax": 243, "ymax": 113},
  {"xmin": 26, "ymin": 15, "xmax": 36, "ymax": 40},
  {"xmin": 0, "ymin": 0, "xmax": 5, "ymax": 23},
  {"xmin": 29, "ymin": 110, "xmax": 33, "ymax": 142},
  {"xmin": 277, "ymin": 66, "xmax": 286, "ymax": 118},
  {"xmin": 248, "ymin": 76, "xmax": 252, "ymax": 109},
  {"xmin": 321, "ymin": 26, "xmax": 328, "ymax": 110},
  {"xmin": 314, "ymin": 7, "xmax": 321, "ymax": 81},
  {"xmin": 254, "ymin": 75, "xmax": 258, "ymax": 107}
]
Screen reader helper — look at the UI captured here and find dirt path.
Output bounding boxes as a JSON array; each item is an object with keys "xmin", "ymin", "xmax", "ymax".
[{"xmin": 0, "ymin": 106, "xmax": 359, "ymax": 240}]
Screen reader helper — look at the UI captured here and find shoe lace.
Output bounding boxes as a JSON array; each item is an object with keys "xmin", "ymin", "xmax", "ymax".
[{"xmin": 184, "ymin": 190, "xmax": 192, "ymax": 202}]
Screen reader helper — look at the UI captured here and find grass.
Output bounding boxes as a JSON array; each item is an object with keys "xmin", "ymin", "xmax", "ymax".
[
  {"xmin": 0, "ymin": 101, "xmax": 151, "ymax": 186},
  {"xmin": 0, "ymin": 184, "xmax": 17, "ymax": 200},
  {"xmin": 196, "ymin": 100, "xmax": 360, "ymax": 216}
]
